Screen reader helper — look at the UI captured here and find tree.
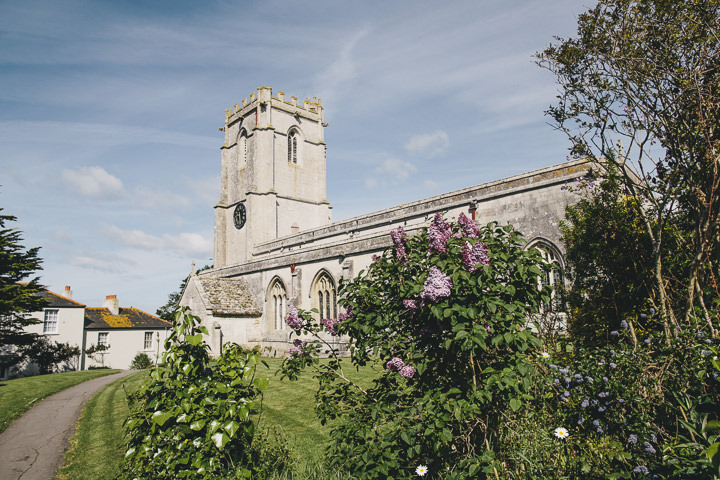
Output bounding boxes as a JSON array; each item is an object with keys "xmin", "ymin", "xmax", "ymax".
[
  {"xmin": 155, "ymin": 264, "xmax": 212, "ymax": 322},
  {"xmin": 24, "ymin": 337, "xmax": 81, "ymax": 374},
  {"xmin": 537, "ymin": 0, "xmax": 720, "ymax": 342},
  {"xmin": 0, "ymin": 208, "xmax": 46, "ymax": 371}
]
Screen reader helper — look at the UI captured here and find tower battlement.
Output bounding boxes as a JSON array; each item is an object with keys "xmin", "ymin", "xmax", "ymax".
[{"xmin": 225, "ymin": 86, "xmax": 323, "ymax": 124}]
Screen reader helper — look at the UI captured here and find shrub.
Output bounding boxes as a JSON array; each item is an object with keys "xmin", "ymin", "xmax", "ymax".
[
  {"xmin": 282, "ymin": 215, "xmax": 552, "ymax": 479},
  {"xmin": 117, "ymin": 307, "xmax": 282, "ymax": 479},
  {"xmin": 129, "ymin": 352, "xmax": 152, "ymax": 370}
]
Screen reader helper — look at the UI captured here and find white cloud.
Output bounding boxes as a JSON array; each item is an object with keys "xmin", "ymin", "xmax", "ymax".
[
  {"xmin": 67, "ymin": 251, "xmax": 126, "ymax": 273},
  {"xmin": 103, "ymin": 225, "xmax": 212, "ymax": 257},
  {"xmin": 314, "ymin": 26, "xmax": 372, "ymax": 106},
  {"xmin": 405, "ymin": 131, "xmax": 450, "ymax": 157},
  {"xmin": 132, "ymin": 186, "xmax": 191, "ymax": 212},
  {"xmin": 61, "ymin": 166, "xmax": 126, "ymax": 199},
  {"xmin": 365, "ymin": 157, "xmax": 417, "ymax": 189}
]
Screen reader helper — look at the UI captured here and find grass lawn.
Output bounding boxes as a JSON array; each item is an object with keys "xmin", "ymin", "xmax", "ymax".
[
  {"xmin": 56, "ymin": 370, "xmax": 149, "ymax": 480},
  {"xmin": 259, "ymin": 358, "xmax": 379, "ymax": 468},
  {"xmin": 0, "ymin": 369, "xmax": 121, "ymax": 434},
  {"xmin": 56, "ymin": 357, "xmax": 379, "ymax": 479}
]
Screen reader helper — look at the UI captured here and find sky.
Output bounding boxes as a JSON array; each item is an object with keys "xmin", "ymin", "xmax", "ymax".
[{"xmin": 0, "ymin": 0, "xmax": 591, "ymax": 314}]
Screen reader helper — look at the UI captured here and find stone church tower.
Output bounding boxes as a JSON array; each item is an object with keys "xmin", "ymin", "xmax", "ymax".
[{"xmin": 214, "ymin": 86, "xmax": 333, "ymax": 267}]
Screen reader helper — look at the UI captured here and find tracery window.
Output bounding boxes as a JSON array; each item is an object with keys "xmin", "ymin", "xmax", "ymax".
[
  {"xmin": 313, "ymin": 271, "xmax": 336, "ymax": 320},
  {"xmin": 533, "ymin": 241, "xmax": 565, "ymax": 312},
  {"xmin": 269, "ymin": 279, "xmax": 287, "ymax": 330},
  {"xmin": 288, "ymin": 129, "xmax": 299, "ymax": 164}
]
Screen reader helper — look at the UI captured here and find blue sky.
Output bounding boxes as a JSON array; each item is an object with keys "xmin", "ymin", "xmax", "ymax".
[{"xmin": 0, "ymin": 0, "xmax": 589, "ymax": 313}]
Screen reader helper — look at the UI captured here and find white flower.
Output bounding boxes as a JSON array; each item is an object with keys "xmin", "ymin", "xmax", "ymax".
[
  {"xmin": 541, "ymin": 351, "xmax": 550, "ymax": 358},
  {"xmin": 416, "ymin": 464, "xmax": 429, "ymax": 476},
  {"xmin": 554, "ymin": 427, "xmax": 569, "ymax": 439}
]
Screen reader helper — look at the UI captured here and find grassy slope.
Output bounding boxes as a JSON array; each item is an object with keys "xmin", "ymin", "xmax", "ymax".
[
  {"xmin": 0, "ymin": 369, "xmax": 120, "ymax": 434},
  {"xmin": 56, "ymin": 358, "xmax": 379, "ymax": 478},
  {"xmin": 259, "ymin": 358, "xmax": 379, "ymax": 465},
  {"xmin": 56, "ymin": 370, "xmax": 149, "ymax": 480}
]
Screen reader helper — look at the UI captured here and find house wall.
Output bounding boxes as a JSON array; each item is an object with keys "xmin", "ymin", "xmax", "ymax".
[{"xmin": 83, "ymin": 328, "xmax": 170, "ymax": 370}]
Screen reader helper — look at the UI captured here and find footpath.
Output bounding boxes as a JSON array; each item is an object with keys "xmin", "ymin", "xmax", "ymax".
[{"xmin": 0, "ymin": 370, "xmax": 134, "ymax": 480}]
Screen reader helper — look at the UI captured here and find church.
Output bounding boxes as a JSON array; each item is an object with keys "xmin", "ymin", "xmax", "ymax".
[{"xmin": 179, "ymin": 86, "xmax": 590, "ymax": 356}]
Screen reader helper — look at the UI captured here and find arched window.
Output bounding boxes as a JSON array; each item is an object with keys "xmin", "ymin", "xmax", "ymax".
[
  {"xmin": 529, "ymin": 240, "xmax": 565, "ymax": 312},
  {"xmin": 312, "ymin": 271, "xmax": 336, "ymax": 320},
  {"xmin": 238, "ymin": 130, "xmax": 248, "ymax": 166},
  {"xmin": 288, "ymin": 129, "xmax": 299, "ymax": 164},
  {"xmin": 268, "ymin": 279, "xmax": 287, "ymax": 330}
]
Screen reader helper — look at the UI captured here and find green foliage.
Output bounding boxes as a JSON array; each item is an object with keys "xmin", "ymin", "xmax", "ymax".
[
  {"xmin": 0, "ymin": 207, "xmax": 47, "ymax": 370},
  {"xmin": 117, "ymin": 307, "xmax": 284, "ymax": 479},
  {"xmin": 282, "ymin": 215, "xmax": 551, "ymax": 479},
  {"xmin": 156, "ymin": 264, "xmax": 211, "ymax": 322},
  {"xmin": 537, "ymin": 0, "xmax": 720, "ymax": 333},
  {"xmin": 86, "ymin": 343, "xmax": 110, "ymax": 367},
  {"xmin": 129, "ymin": 352, "xmax": 152, "ymax": 370},
  {"xmin": 24, "ymin": 336, "xmax": 81, "ymax": 374}
]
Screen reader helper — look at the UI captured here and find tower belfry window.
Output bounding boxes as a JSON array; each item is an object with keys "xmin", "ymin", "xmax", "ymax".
[
  {"xmin": 288, "ymin": 130, "xmax": 299, "ymax": 164},
  {"xmin": 238, "ymin": 130, "xmax": 248, "ymax": 166}
]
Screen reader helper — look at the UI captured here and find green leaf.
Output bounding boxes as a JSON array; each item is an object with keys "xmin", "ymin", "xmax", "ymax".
[
  {"xmin": 254, "ymin": 376, "xmax": 269, "ymax": 392},
  {"xmin": 186, "ymin": 334, "xmax": 203, "ymax": 346},
  {"xmin": 211, "ymin": 431, "xmax": 230, "ymax": 449},
  {"xmin": 223, "ymin": 420, "xmax": 241, "ymax": 438},
  {"xmin": 151, "ymin": 410, "xmax": 173, "ymax": 426},
  {"xmin": 509, "ymin": 398, "xmax": 522, "ymax": 411},
  {"xmin": 400, "ymin": 431, "xmax": 412, "ymax": 445},
  {"xmin": 190, "ymin": 419, "xmax": 206, "ymax": 431}
]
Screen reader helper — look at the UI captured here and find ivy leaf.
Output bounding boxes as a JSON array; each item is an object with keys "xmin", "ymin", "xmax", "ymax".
[
  {"xmin": 151, "ymin": 410, "xmax": 173, "ymax": 426},
  {"xmin": 223, "ymin": 420, "xmax": 241, "ymax": 438},
  {"xmin": 190, "ymin": 419, "xmax": 206, "ymax": 431},
  {"xmin": 211, "ymin": 431, "xmax": 230, "ymax": 449}
]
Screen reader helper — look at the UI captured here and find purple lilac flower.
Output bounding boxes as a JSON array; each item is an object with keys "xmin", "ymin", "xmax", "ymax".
[
  {"xmin": 403, "ymin": 299, "xmax": 418, "ymax": 311},
  {"xmin": 559, "ymin": 367, "xmax": 569, "ymax": 375},
  {"xmin": 581, "ymin": 398, "xmax": 590, "ymax": 408},
  {"xmin": 562, "ymin": 390, "xmax": 570, "ymax": 398},
  {"xmin": 428, "ymin": 213, "xmax": 452, "ymax": 254},
  {"xmin": 386, "ymin": 357, "xmax": 405, "ymax": 372},
  {"xmin": 564, "ymin": 377, "xmax": 571, "ymax": 384},
  {"xmin": 554, "ymin": 378, "xmax": 560, "ymax": 385},
  {"xmin": 633, "ymin": 465, "xmax": 649, "ymax": 476},
  {"xmin": 628, "ymin": 434, "xmax": 638, "ymax": 445},
  {"xmin": 420, "ymin": 266, "xmax": 453, "ymax": 302},
  {"xmin": 610, "ymin": 330, "xmax": 619, "ymax": 336},
  {"xmin": 399, "ymin": 365, "xmax": 416, "ymax": 379},
  {"xmin": 702, "ymin": 350, "xmax": 713, "ymax": 356},
  {"xmin": 321, "ymin": 317, "xmax": 340, "ymax": 335},
  {"xmin": 643, "ymin": 442, "xmax": 656, "ymax": 454},
  {"xmin": 457, "ymin": 212, "xmax": 480, "ymax": 238},
  {"xmin": 285, "ymin": 305, "xmax": 302, "ymax": 330},
  {"xmin": 390, "ymin": 226, "xmax": 408, "ymax": 263},
  {"xmin": 574, "ymin": 374, "xmax": 584, "ymax": 383},
  {"xmin": 288, "ymin": 339, "xmax": 307, "ymax": 357},
  {"xmin": 621, "ymin": 320, "xmax": 629, "ymax": 329},
  {"xmin": 461, "ymin": 241, "xmax": 490, "ymax": 272},
  {"xmin": 345, "ymin": 305, "xmax": 354, "ymax": 318},
  {"xmin": 549, "ymin": 364, "xmax": 558, "ymax": 370}
]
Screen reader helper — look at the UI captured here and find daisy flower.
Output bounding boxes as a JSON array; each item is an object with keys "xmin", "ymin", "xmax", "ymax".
[
  {"xmin": 416, "ymin": 464, "xmax": 429, "ymax": 476},
  {"xmin": 554, "ymin": 427, "xmax": 569, "ymax": 439},
  {"xmin": 541, "ymin": 351, "xmax": 550, "ymax": 358}
]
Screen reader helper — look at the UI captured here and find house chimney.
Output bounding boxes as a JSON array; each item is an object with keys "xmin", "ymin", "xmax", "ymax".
[
  {"xmin": 64, "ymin": 285, "xmax": 72, "ymax": 299},
  {"xmin": 103, "ymin": 295, "xmax": 120, "ymax": 316}
]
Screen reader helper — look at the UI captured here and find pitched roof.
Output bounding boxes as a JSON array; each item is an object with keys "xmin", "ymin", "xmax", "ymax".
[
  {"xmin": 194, "ymin": 277, "xmax": 262, "ymax": 316},
  {"xmin": 85, "ymin": 307, "xmax": 172, "ymax": 329},
  {"xmin": 37, "ymin": 289, "xmax": 86, "ymax": 308}
]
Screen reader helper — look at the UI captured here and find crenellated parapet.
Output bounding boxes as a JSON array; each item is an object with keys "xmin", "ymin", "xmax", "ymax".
[{"xmin": 224, "ymin": 86, "xmax": 323, "ymax": 126}]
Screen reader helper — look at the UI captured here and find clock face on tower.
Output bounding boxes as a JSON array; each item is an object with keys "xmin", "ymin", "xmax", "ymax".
[{"xmin": 233, "ymin": 203, "xmax": 246, "ymax": 229}]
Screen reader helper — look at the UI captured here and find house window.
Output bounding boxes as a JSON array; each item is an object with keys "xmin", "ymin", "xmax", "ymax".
[
  {"xmin": 288, "ymin": 129, "xmax": 299, "ymax": 164},
  {"xmin": 269, "ymin": 280, "xmax": 287, "ymax": 330},
  {"xmin": 43, "ymin": 309, "xmax": 59, "ymax": 334},
  {"xmin": 144, "ymin": 332, "xmax": 153, "ymax": 350},
  {"xmin": 313, "ymin": 272, "xmax": 336, "ymax": 320},
  {"xmin": 98, "ymin": 332, "xmax": 109, "ymax": 346}
]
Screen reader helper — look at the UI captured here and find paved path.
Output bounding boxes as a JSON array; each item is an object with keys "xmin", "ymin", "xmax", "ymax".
[{"xmin": 0, "ymin": 370, "xmax": 135, "ymax": 480}]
